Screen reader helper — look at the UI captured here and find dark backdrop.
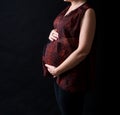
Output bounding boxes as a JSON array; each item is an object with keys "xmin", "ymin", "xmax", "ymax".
[{"xmin": 0, "ymin": 0, "xmax": 103, "ymax": 115}]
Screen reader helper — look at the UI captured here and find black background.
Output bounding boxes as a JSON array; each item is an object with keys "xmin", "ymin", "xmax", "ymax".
[{"xmin": 0, "ymin": 0, "xmax": 103, "ymax": 115}]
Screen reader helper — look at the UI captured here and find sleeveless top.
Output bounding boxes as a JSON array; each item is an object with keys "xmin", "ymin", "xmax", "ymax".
[{"xmin": 42, "ymin": 2, "xmax": 96, "ymax": 93}]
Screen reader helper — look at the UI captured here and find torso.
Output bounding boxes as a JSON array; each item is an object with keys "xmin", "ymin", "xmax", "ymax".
[{"xmin": 43, "ymin": 2, "xmax": 96, "ymax": 93}]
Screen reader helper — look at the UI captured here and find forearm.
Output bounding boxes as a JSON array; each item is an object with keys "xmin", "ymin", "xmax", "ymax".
[{"xmin": 55, "ymin": 49, "xmax": 88, "ymax": 75}]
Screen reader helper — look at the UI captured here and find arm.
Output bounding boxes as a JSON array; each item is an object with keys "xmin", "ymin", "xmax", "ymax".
[{"xmin": 45, "ymin": 8, "xmax": 96, "ymax": 77}]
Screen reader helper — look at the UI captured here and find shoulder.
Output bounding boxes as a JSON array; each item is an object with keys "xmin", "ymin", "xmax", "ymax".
[
  {"xmin": 82, "ymin": 2, "xmax": 96, "ymax": 16},
  {"xmin": 83, "ymin": 8, "xmax": 96, "ymax": 20},
  {"xmin": 81, "ymin": 8, "xmax": 96, "ymax": 27},
  {"xmin": 85, "ymin": 8, "xmax": 95, "ymax": 17}
]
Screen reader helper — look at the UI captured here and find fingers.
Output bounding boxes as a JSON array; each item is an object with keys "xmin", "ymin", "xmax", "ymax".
[
  {"xmin": 45, "ymin": 64, "xmax": 51, "ymax": 73},
  {"xmin": 45, "ymin": 64, "xmax": 59, "ymax": 78},
  {"xmin": 45, "ymin": 64, "xmax": 55, "ymax": 73},
  {"xmin": 45, "ymin": 64, "xmax": 51, "ymax": 68},
  {"xmin": 45, "ymin": 64, "xmax": 55, "ymax": 70},
  {"xmin": 49, "ymin": 30, "xmax": 58, "ymax": 41},
  {"xmin": 49, "ymin": 29, "xmax": 59, "ymax": 41}
]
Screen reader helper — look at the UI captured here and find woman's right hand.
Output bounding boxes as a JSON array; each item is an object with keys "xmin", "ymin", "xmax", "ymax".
[{"xmin": 48, "ymin": 29, "xmax": 59, "ymax": 41}]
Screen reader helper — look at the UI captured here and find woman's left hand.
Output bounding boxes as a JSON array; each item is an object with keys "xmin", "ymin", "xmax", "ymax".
[{"xmin": 45, "ymin": 64, "xmax": 58, "ymax": 78}]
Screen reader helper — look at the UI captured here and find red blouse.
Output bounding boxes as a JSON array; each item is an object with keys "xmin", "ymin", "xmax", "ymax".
[{"xmin": 42, "ymin": 2, "xmax": 96, "ymax": 93}]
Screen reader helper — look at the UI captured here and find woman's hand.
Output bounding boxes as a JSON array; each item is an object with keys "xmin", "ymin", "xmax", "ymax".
[
  {"xmin": 48, "ymin": 29, "xmax": 59, "ymax": 41},
  {"xmin": 45, "ymin": 64, "xmax": 59, "ymax": 78}
]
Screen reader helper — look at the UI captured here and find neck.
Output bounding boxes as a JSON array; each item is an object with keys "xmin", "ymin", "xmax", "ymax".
[{"xmin": 71, "ymin": 0, "xmax": 86, "ymax": 7}]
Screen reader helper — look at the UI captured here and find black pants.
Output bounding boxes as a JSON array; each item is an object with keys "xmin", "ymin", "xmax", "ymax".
[{"xmin": 54, "ymin": 81, "xmax": 85, "ymax": 115}]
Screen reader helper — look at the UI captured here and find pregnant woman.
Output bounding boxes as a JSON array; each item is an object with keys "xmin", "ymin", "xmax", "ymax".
[{"xmin": 42, "ymin": 0, "xmax": 96, "ymax": 114}]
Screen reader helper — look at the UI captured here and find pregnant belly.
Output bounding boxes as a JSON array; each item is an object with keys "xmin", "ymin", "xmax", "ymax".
[{"xmin": 43, "ymin": 38, "xmax": 73, "ymax": 67}]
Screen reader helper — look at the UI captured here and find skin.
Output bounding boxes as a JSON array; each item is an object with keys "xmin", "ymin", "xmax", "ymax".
[{"xmin": 45, "ymin": 0, "xmax": 96, "ymax": 78}]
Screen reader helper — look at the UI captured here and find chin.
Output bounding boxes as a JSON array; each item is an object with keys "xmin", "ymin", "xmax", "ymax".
[{"xmin": 64, "ymin": 0, "xmax": 71, "ymax": 2}]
